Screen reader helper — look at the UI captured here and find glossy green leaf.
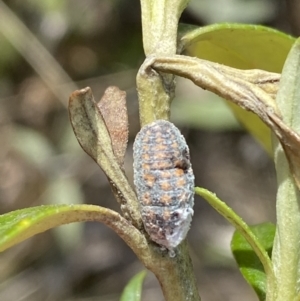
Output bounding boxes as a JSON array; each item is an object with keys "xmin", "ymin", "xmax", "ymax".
[
  {"xmin": 180, "ymin": 23, "xmax": 295, "ymax": 154},
  {"xmin": 231, "ymin": 223, "xmax": 276, "ymax": 301},
  {"xmin": 120, "ymin": 270, "xmax": 147, "ymax": 301},
  {"xmin": 0, "ymin": 204, "xmax": 137, "ymax": 252}
]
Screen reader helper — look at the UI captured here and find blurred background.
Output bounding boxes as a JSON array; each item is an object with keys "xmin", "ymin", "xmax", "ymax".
[{"xmin": 0, "ymin": 0, "xmax": 299, "ymax": 300}]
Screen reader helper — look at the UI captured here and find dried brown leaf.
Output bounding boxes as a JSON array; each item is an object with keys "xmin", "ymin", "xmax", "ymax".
[{"xmin": 97, "ymin": 86, "xmax": 128, "ymax": 168}]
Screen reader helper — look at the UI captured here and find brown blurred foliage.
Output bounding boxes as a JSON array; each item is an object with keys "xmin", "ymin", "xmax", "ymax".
[{"xmin": 0, "ymin": 0, "xmax": 297, "ymax": 300}]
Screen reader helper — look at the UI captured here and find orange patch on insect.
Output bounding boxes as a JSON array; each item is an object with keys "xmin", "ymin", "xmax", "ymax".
[
  {"xmin": 141, "ymin": 192, "xmax": 152, "ymax": 205},
  {"xmin": 161, "ymin": 194, "xmax": 172, "ymax": 204},
  {"xmin": 142, "ymin": 144, "xmax": 150, "ymax": 152},
  {"xmin": 162, "ymin": 209, "xmax": 171, "ymax": 219},
  {"xmin": 160, "ymin": 170, "xmax": 172, "ymax": 179},
  {"xmin": 143, "ymin": 173, "xmax": 156, "ymax": 187},
  {"xmin": 142, "ymin": 153, "xmax": 151, "ymax": 161},
  {"xmin": 156, "ymin": 152, "xmax": 169, "ymax": 160},
  {"xmin": 142, "ymin": 163, "xmax": 151, "ymax": 170},
  {"xmin": 160, "ymin": 181, "xmax": 172, "ymax": 191},
  {"xmin": 155, "ymin": 136, "xmax": 164, "ymax": 145},
  {"xmin": 155, "ymin": 143, "xmax": 168, "ymax": 151},
  {"xmin": 152, "ymin": 161, "xmax": 170, "ymax": 169},
  {"xmin": 143, "ymin": 129, "xmax": 152, "ymax": 140},
  {"xmin": 171, "ymin": 142, "xmax": 179, "ymax": 149},
  {"xmin": 174, "ymin": 169, "xmax": 184, "ymax": 177},
  {"xmin": 176, "ymin": 177, "xmax": 186, "ymax": 187}
]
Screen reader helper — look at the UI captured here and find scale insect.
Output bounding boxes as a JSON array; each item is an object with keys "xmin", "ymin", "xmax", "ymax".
[{"xmin": 133, "ymin": 120, "xmax": 194, "ymax": 253}]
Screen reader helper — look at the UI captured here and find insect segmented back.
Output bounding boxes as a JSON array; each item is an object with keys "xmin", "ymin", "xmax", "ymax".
[{"xmin": 133, "ymin": 120, "xmax": 194, "ymax": 251}]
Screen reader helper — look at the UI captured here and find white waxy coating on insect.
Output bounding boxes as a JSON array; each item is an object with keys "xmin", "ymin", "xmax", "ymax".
[{"xmin": 133, "ymin": 120, "xmax": 194, "ymax": 251}]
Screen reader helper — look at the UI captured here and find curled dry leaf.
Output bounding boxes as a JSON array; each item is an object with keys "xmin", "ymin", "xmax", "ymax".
[
  {"xmin": 97, "ymin": 86, "xmax": 128, "ymax": 168},
  {"xmin": 150, "ymin": 54, "xmax": 300, "ymax": 190},
  {"xmin": 151, "ymin": 55, "xmax": 281, "ymax": 118},
  {"xmin": 68, "ymin": 87, "xmax": 142, "ymax": 228}
]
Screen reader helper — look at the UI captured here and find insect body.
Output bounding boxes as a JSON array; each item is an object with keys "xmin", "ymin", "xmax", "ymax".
[{"xmin": 133, "ymin": 120, "xmax": 194, "ymax": 251}]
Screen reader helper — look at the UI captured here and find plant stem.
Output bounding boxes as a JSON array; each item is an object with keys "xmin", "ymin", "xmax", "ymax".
[
  {"xmin": 137, "ymin": 2, "xmax": 200, "ymax": 300},
  {"xmin": 138, "ymin": 0, "xmax": 189, "ymax": 126},
  {"xmin": 140, "ymin": 0, "xmax": 189, "ymax": 55},
  {"xmin": 136, "ymin": 58, "xmax": 173, "ymax": 126},
  {"xmin": 141, "ymin": 241, "xmax": 201, "ymax": 301}
]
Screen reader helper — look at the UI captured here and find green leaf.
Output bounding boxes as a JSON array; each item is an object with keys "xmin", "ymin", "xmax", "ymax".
[
  {"xmin": 180, "ymin": 23, "xmax": 295, "ymax": 154},
  {"xmin": 195, "ymin": 187, "xmax": 275, "ymax": 296},
  {"xmin": 0, "ymin": 204, "xmax": 142, "ymax": 253},
  {"xmin": 231, "ymin": 222, "xmax": 276, "ymax": 301},
  {"xmin": 180, "ymin": 23, "xmax": 294, "ymax": 71},
  {"xmin": 120, "ymin": 270, "xmax": 147, "ymax": 301},
  {"xmin": 271, "ymin": 37, "xmax": 300, "ymax": 300}
]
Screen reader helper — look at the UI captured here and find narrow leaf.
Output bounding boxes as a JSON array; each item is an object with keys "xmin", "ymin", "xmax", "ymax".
[
  {"xmin": 0, "ymin": 205, "xmax": 146, "ymax": 253},
  {"xmin": 272, "ymin": 38, "xmax": 300, "ymax": 190},
  {"xmin": 120, "ymin": 270, "xmax": 147, "ymax": 301},
  {"xmin": 231, "ymin": 223, "xmax": 276, "ymax": 301},
  {"xmin": 195, "ymin": 187, "xmax": 275, "ymax": 288},
  {"xmin": 271, "ymin": 37, "xmax": 300, "ymax": 300}
]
